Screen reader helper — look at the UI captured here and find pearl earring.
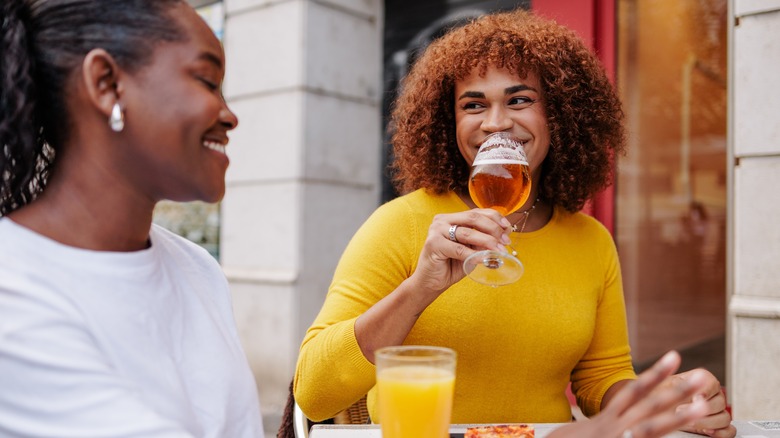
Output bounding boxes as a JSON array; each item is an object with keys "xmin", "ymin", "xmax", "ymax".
[{"xmin": 109, "ymin": 102, "xmax": 125, "ymax": 132}]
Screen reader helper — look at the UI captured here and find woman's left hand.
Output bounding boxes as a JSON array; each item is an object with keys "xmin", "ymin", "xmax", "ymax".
[{"xmin": 668, "ymin": 369, "xmax": 736, "ymax": 437}]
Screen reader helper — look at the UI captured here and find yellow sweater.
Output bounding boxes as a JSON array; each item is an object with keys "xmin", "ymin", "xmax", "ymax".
[{"xmin": 295, "ymin": 189, "xmax": 636, "ymax": 423}]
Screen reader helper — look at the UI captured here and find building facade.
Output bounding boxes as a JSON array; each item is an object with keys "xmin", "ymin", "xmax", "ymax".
[{"xmin": 728, "ymin": 0, "xmax": 780, "ymax": 419}]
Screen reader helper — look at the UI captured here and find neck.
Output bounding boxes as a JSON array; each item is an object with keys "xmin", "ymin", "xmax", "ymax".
[
  {"xmin": 505, "ymin": 194, "xmax": 553, "ymax": 233},
  {"xmin": 510, "ymin": 197, "xmax": 539, "ymax": 232},
  {"xmin": 8, "ymin": 150, "xmax": 156, "ymax": 252}
]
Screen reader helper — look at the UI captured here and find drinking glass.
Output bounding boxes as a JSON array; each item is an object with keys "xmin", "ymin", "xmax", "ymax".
[
  {"xmin": 463, "ymin": 132, "xmax": 532, "ymax": 286},
  {"xmin": 375, "ymin": 346, "xmax": 456, "ymax": 438}
]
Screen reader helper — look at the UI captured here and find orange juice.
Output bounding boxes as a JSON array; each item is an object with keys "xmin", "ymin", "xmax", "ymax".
[{"xmin": 377, "ymin": 365, "xmax": 455, "ymax": 438}]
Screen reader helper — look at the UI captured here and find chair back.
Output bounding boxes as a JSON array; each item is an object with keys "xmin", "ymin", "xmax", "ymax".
[
  {"xmin": 333, "ymin": 395, "xmax": 370, "ymax": 425},
  {"xmin": 277, "ymin": 379, "xmax": 369, "ymax": 438},
  {"xmin": 293, "ymin": 401, "xmax": 310, "ymax": 438}
]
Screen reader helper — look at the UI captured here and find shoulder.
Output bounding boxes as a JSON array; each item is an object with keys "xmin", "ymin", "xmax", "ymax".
[
  {"xmin": 342, "ymin": 190, "xmax": 458, "ymax": 259},
  {"xmin": 0, "ymin": 220, "xmax": 85, "ymax": 333},
  {"xmin": 149, "ymin": 224, "xmax": 219, "ymax": 266},
  {"xmin": 377, "ymin": 189, "xmax": 462, "ymax": 217},
  {"xmin": 364, "ymin": 190, "xmax": 462, "ymax": 236},
  {"xmin": 0, "ymin": 219, "xmax": 71, "ymax": 293},
  {"xmin": 553, "ymin": 209, "xmax": 613, "ymax": 239},
  {"xmin": 0, "ymin": 217, "xmax": 38, "ymax": 252},
  {"xmin": 548, "ymin": 209, "xmax": 618, "ymax": 260},
  {"xmin": 149, "ymin": 224, "xmax": 231, "ymax": 299}
]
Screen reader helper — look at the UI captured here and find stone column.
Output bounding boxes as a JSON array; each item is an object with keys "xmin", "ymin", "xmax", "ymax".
[
  {"xmin": 728, "ymin": 0, "xmax": 780, "ymax": 419},
  {"xmin": 220, "ymin": 0, "xmax": 383, "ymax": 428}
]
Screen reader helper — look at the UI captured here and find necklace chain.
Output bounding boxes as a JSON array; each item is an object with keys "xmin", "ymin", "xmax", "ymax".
[{"xmin": 511, "ymin": 197, "xmax": 540, "ymax": 233}]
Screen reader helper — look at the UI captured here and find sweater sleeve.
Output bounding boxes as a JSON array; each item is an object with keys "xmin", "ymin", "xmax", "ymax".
[
  {"xmin": 570, "ymin": 234, "xmax": 637, "ymax": 417},
  {"xmin": 293, "ymin": 198, "xmax": 421, "ymax": 421}
]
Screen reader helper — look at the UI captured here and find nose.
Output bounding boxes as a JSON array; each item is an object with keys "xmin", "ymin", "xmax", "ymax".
[
  {"xmin": 219, "ymin": 100, "xmax": 238, "ymax": 130},
  {"xmin": 480, "ymin": 106, "xmax": 513, "ymax": 133}
]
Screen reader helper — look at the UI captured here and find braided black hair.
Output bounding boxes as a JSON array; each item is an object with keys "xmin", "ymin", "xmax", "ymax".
[{"xmin": 0, "ymin": 0, "xmax": 185, "ymax": 215}]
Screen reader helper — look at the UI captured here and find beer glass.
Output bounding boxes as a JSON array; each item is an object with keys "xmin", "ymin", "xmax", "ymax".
[
  {"xmin": 463, "ymin": 132, "xmax": 531, "ymax": 286},
  {"xmin": 376, "ymin": 346, "xmax": 456, "ymax": 438}
]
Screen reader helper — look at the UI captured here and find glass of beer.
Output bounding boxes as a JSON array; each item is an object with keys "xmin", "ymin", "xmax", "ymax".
[
  {"xmin": 376, "ymin": 346, "xmax": 456, "ymax": 438},
  {"xmin": 463, "ymin": 132, "xmax": 531, "ymax": 286}
]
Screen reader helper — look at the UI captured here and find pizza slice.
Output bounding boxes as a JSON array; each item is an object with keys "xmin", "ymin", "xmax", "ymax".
[{"xmin": 464, "ymin": 424, "xmax": 535, "ymax": 437}]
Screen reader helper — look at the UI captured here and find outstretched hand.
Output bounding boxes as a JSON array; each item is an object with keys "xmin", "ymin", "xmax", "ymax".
[{"xmin": 548, "ymin": 351, "xmax": 716, "ymax": 438}]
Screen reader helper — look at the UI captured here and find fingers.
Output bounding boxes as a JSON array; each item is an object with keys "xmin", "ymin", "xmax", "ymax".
[
  {"xmin": 621, "ymin": 369, "xmax": 709, "ymax": 432},
  {"xmin": 627, "ymin": 397, "xmax": 709, "ymax": 438},
  {"xmin": 606, "ymin": 351, "xmax": 682, "ymax": 416},
  {"xmin": 682, "ymin": 389, "xmax": 726, "ymax": 417},
  {"xmin": 681, "ymin": 400, "xmax": 735, "ymax": 437},
  {"xmin": 708, "ymin": 424, "xmax": 737, "ymax": 438},
  {"xmin": 431, "ymin": 210, "xmax": 510, "ymax": 258},
  {"xmin": 617, "ymin": 370, "xmax": 707, "ymax": 434},
  {"xmin": 673, "ymin": 372, "xmax": 734, "ymax": 436},
  {"xmin": 694, "ymin": 409, "xmax": 733, "ymax": 431},
  {"xmin": 683, "ymin": 413, "xmax": 735, "ymax": 437},
  {"xmin": 674, "ymin": 368, "xmax": 723, "ymax": 401},
  {"xmin": 412, "ymin": 209, "xmax": 513, "ymax": 292}
]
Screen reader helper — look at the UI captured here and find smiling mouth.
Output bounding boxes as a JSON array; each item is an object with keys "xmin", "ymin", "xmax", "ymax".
[{"xmin": 203, "ymin": 140, "xmax": 226, "ymax": 155}]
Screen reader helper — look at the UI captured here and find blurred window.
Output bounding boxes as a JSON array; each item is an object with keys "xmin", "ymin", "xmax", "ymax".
[{"xmin": 616, "ymin": 0, "xmax": 727, "ymax": 374}]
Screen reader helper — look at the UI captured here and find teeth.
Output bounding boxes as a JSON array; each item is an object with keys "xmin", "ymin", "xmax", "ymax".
[{"xmin": 203, "ymin": 140, "xmax": 226, "ymax": 154}]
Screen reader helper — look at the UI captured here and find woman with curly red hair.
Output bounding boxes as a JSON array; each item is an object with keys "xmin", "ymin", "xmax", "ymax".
[{"xmin": 294, "ymin": 8, "xmax": 733, "ymax": 437}]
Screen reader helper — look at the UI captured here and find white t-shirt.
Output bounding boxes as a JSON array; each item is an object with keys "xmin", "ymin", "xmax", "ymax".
[{"xmin": 0, "ymin": 219, "xmax": 264, "ymax": 437}]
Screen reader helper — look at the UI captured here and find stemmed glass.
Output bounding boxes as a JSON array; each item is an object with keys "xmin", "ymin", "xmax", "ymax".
[{"xmin": 463, "ymin": 132, "xmax": 532, "ymax": 286}]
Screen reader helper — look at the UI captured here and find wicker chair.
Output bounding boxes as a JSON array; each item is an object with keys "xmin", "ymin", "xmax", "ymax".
[
  {"xmin": 293, "ymin": 396, "xmax": 370, "ymax": 438},
  {"xmin": 332, "ymin": 395, "xmax": 370, "ymax": 426},
  {"xmin": 292, "ymin": 402, "xmax": 309, "ymax": 438},
  {"xmin": 278, "ymin": 379, "xmax": 370, "ymax": 438}
]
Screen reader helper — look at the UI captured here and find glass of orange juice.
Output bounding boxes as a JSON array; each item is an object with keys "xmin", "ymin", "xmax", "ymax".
[{"xmin": 375, "ymin": 345, "xmax": 456, "ymax": 438}]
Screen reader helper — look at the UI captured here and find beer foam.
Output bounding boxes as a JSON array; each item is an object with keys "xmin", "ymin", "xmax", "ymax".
[{"xmin": 474, "ymin": 134, "xmax": 528, "ymax": 166}]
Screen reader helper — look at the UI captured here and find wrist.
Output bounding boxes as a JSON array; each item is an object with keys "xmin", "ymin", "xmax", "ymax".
[{"xmin": 399, "ymin": 275, "xmax": 443, "ymax": 315}]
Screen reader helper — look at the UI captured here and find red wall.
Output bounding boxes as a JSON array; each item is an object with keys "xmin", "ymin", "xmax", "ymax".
[{"xmin": 531, "ymin": 0, "xmax": 617, "ymax": 235}]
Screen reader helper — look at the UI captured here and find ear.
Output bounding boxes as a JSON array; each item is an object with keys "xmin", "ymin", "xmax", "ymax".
[{"xmin": 80, "ymin": 48, "xmax": 124, "ymax": 118}]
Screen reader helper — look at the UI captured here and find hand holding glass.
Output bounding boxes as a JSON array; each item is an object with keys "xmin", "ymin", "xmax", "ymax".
[
  {"xmin": 376, "ymin": 346, "xmax": 456, "ymax": 438},
  {"xmin": 463, "ymin": 132, "xmax": 532, "ymax": 286}
]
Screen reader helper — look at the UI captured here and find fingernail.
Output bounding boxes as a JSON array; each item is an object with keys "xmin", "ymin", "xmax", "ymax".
[
  {"xmin": 693, "ymin": 394, "xmax": 705, "ymax": 403},
  {"xmin": 501, "ymin": 234, "xmax": 511, "ymax": 244},
  {"xmin": 501, "ymin": 218, "xmax": 511, "ymax": 227},
  {"xmin": 659, "ymin": 350, "xmax": 679, "ymax": 366},
  {"xmin": 497, "ymin": 244, "xmax": 507, "ymax": 253}
]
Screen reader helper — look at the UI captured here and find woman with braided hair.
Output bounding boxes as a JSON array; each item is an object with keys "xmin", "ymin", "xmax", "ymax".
[{"xmin": 0, "ymin": 1, "xmax": 263, "ymax": 436}]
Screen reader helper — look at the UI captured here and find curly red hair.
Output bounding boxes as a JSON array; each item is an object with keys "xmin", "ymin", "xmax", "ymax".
[{"xmin": 389, "ymin": 8, "xmax": 626, "ymax": 213}]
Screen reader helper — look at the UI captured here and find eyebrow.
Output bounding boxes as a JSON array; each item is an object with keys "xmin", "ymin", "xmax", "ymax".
[
  {"xmin": 457, "ymin": 84, "xmax": 538, "ymax": 100},
  {"xmin": 199, "ymin": 51, "xmax": 224, "ymax": 70},
  {"xmin": 505, "ymin": 84, "xmax": 537, "ymax": 94}
]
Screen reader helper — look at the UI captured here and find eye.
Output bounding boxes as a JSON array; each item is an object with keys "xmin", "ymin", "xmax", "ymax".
[
  {"xmin": 508, "ymin": 96, "xmax": 536, "ymax": 109},
  {"xmin": 198, "ymin": 77, "xmax": 220, "ymax": 91},
  {"xmin": 461, "ymin": 101, "xmax": 485, "ymax": 112}
]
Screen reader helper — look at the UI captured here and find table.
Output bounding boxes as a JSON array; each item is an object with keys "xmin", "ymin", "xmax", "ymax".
[{"xmin": 309, "ymin": 421, "xmax": 780, "ymax": 437}]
